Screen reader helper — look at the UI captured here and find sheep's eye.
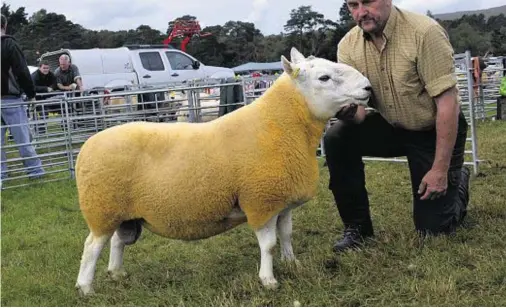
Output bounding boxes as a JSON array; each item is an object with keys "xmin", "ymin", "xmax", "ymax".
[{"xmin": 318, "ymin": 75, "xmax": 331, "ymax": 82}]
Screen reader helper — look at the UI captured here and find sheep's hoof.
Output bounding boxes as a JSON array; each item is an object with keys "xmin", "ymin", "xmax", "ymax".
[
  {"xmin": 108, "ymin": 269, "xmax": 128, "ymax": 281},
  {"xmin": 260, "ymin": 277, "xmax": 279, "ymax": 290},
  {"xmin": 76, "ymin": 284, "xmax": 95, "ymax": 297},
  {"xmin": 283, "ymin": 258, "xmax": 302, "ymax": 270}
]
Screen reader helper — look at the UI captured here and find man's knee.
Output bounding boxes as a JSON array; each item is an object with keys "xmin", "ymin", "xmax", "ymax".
[{"xmin": 414, "ymin": 194, "xmax": 461, "ymax": 235}]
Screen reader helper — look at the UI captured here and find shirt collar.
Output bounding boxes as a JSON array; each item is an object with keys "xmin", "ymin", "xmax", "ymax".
[{"xmin": 362, "ymin": 6, "xmax": 398, "ymax": 41}]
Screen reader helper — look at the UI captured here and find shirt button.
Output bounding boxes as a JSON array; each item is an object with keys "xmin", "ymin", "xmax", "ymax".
[
  {"xmin": 384, "ymin": 86, "xmax": 389, "ymax": 91},
  {"xmin": 381, "ymin": 67, "xmax": 385, "ymax": 71}
]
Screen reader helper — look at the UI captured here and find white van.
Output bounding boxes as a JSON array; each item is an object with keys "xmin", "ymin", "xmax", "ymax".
[{"xmin": 38, "ymin": 45, "xmax": 235, "ymax": 92}]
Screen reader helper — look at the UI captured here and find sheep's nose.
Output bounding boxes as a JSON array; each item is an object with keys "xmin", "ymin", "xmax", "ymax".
[{"xmin": 364, "ymin": 86, "xmax": 372, "ymax": 92}]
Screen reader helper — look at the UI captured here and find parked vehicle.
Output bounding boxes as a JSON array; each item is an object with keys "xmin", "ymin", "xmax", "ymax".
[
  {"xmin": 37, "ymin": 45, "xmax": 235, "ymax": 121},
  {"xmin": 38, "ymin": 44, "xmax": 235, "ymax": 92}
]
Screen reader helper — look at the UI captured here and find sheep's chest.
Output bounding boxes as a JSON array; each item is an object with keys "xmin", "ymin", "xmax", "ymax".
[{"xmin": 282, "ymin": 157, "xmax": 320, "ymax": 202}]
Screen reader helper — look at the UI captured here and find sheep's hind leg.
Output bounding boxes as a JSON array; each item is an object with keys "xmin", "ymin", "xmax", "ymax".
[
  {"xmin": 108, "ymin": 219, "xmax": 143, "ymax": 281},
  {"xmin": 107, "ymin": 231, "xmax": 128, "ymax": 281},
  {"xmin": 254, "ymin": 214, "xmax": 279, "ymax": 289},
  {"xmin": 75, "ymin": 232, "xmax": 112, "ymax": 296}
]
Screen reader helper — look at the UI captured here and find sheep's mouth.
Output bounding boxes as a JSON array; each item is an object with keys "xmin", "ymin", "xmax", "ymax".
[
  {"xmin": 355, "ymin": 95, "xmax": 370, "ymax": 101},
  {"xmin": 343, "ymin": 93, "xmax": 370, "ymax": 102}
]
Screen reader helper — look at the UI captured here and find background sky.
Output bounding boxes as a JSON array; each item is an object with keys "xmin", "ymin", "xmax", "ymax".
[{"xmin": 6, "ymin": 0, "xmax": 505, "ymax": 35}]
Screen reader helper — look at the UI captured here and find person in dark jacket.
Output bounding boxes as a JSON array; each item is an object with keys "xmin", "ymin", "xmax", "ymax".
[
  {"xmin": 31, "ymin": 60, "xmax": 61, "ymax": 133},
  {"xmin": 31, "ymin": 60, "xmax": 57, "ymax": 99},
  {"xmin": 1, "ymin": 14, "xmax": 45, "ymax": 181}
]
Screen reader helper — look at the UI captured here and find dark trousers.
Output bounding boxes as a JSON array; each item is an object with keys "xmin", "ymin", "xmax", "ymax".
[{"xmin": 323, "ymin": 111, "xmax": 470, "ymax": 236}]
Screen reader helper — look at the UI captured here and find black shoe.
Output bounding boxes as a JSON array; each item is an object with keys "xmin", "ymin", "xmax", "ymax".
[{"xmin": 333, "ymin": 226, "xmax": 373, "ymax": 253}]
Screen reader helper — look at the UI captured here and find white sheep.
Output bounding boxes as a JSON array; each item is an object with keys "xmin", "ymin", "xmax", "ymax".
[
  {"xmin": 74, "ymin": 47, "xmax": 372, "ymax": 296},
  {"xmin": 174, "ymin": 91, "xmax": 221, "ymax": 122}
]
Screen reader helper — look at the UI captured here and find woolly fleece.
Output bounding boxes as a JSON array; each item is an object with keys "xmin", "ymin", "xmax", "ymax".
[{"xmin": 75, "ymin": 73, "xmax": 326, "ymax": 240}]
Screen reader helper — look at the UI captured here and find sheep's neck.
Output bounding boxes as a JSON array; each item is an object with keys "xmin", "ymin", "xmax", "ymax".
[{"xmin": 258, "ymin": 75, "xmax": 327, "ymax": 151}]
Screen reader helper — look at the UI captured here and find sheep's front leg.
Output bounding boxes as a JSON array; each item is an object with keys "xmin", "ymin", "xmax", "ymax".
[
  {"xmin": 277, "ymin": 209, "xmax": 297, "ymax": 263},
  {"xmin": 254, "ymin": 214, "xmax": 279, "ymax": 289}
]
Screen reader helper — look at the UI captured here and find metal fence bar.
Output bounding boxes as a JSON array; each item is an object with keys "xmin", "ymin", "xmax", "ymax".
[
  {"xmin": 1, "ymin": 52, "xmax": 500, "ymax": 190},
  {"xmin": 464, "ymin": 50, "xmax": 480, "ymax": 175}
]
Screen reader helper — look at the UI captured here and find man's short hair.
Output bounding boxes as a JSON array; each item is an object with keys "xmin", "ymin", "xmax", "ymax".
[
  {"xmin": 39, "ymin": 60, "xmax": 50, "ymax": 67},
  {"xmin": 1, "ymin": 14, "xmax": 7, "ymax": 30},
  {"xmin": 59, "ymin": 54, "xmax": 70, "ymax": 62}
]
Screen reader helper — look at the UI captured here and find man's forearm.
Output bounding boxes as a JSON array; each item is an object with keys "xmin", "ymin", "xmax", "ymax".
[
  {"xmin": 76, "ymin": 78, "xmax": 83, "ymax": 89},
  {"xmin": 432, "ymin": 87, "xmax": 460, "ymax": 172},
  {"xmin": 57, "ymin": 83, "xmax": 71, "ymax": 91}
]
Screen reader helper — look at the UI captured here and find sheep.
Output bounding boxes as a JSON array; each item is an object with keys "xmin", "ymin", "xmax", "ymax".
[
  {"xmin": 174, "ymin": 92, "xmax": 221, "ymax": 122},
  {"xmin": 74, "ymin": 47, "xmax": 372, "ymax": 296}
]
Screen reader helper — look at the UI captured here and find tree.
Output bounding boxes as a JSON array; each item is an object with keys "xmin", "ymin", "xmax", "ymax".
[
  {"xmin": 167, "ymin": 14, "xmax": 197, "ymax": 34},
  {"xmin": 448, "ymin": 22, "xmax": 491, "ymax": 55},
  {"xmin": 284, "ymin": 5, "xmax": 337, "ymax": 56},
  {"xmin": 1, "ymin": 3, "xmax": 28, "ymax": 35},
  {"xmin": 14, "ymin": 10, "xmax": 86, "ymax": 64},
  {"xmin": 487, "ymin": 14, "xmax": 506, "ymax": 32},
  {"xmin": 1, "ymin": 2, "xmax": 505, "ymax": 68},
  {"xmin": 220, "ymin": 21, "xmax": 264, "ymax": 66},
  {"xmin": 490, "ymin": 27, "xmax": 506, "ymax": 55},
  {"xmin": 124, "ymin": 25, "xmax": 165, "ymax": 45},
  {"xmin": 338, "ymin": 1, "xmax": 355, "ymax": 30},
  {"xmin": 185, "ymin": 25, "xmax": 226, "ymax": 66}
]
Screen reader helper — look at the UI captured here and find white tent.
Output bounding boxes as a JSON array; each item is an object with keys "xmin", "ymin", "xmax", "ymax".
[{"xmin": 232, "ymin": 61, "xmax": 283, "ymax": 73}]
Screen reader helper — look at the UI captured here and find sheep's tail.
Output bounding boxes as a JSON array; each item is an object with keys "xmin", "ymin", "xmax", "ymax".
[{"xmin": 117, "ymin": 219, "xmax": 144, "ymax": 245}]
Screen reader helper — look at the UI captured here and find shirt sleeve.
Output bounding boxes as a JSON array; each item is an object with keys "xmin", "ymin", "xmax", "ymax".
[
  {"xmin": 72, "ymin": 64, "xmax": 81, "ymax": 81},
  {"xmin": 417, "ymin": 24, "xmax": 457, "ymax": 98},
  {"xmin": 54, "ymin": 68, "xmax": 64, "ymax": 85}
]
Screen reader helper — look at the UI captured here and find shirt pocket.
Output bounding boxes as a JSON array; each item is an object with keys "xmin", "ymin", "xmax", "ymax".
[{"xmin": 390, "ymin": 52, "xmax": 422, "ymax": 96}]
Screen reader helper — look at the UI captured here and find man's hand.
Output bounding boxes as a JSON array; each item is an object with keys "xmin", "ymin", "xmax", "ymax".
[
  {"xmin": 335, "ymin": 104, "xmax": 367, "ymax": 123},
  {"xmin": 335, "ymin": 103, "xmax": 358, "ymax": 121},
  {"xmin": 418, "ymin": 168, "xmax": 448, "ymax": 200}
]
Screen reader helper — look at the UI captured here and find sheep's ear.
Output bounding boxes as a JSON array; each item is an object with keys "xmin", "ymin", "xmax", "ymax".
[
  {"xmin": 282, "ymin": 55, "xmax": 301, "ymax": 79},
  {"xmin": 281, "ymin": 55, "xmax": 294, "ymax": 75},
  {"xmin": 290, "ymin": 47, "xmax": 305, "ymax": 64}
]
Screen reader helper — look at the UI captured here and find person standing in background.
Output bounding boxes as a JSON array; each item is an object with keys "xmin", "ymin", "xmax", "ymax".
[{"xmin": 1, "ymin": 14, "xmax": 45, "ymax": 181}]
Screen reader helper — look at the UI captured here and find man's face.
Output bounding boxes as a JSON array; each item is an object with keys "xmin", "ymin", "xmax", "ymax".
[
  {"xmin": 39, "ymin": 64, "xmax": 50, "ymax": 75},
  {"xmin": 59, "ymin": 60, "xmax": 70, "ymax": 70},
  {"xmin": 346, "ymin": 0, "xmax": 391, "ymax": 34}
]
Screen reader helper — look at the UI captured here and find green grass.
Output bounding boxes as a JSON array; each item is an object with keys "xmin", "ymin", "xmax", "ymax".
[{"xmin": 2, "ymin": 120, "xmax": 506, "ymax": 307}]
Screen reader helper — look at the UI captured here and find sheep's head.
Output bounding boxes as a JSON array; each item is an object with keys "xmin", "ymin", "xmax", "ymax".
[{"xmin": 281, "ymin": 47, "xmax": 372, "ymax": 120}]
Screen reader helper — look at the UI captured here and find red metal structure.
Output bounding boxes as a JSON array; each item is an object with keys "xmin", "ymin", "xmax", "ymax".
[{"xmin": 163, "ymin": 18, "xmax": 212, "ymax": 52}]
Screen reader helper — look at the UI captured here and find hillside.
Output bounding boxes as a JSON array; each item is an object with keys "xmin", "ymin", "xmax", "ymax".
[{"xmin": 434, "ymin": 5, "xmax": 506, "ymax": 20}]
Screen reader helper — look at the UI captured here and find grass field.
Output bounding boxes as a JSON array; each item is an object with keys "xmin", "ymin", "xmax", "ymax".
[{"xmin": 1, "ymin": 120, "xmax": 506, "ymax": 307}]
